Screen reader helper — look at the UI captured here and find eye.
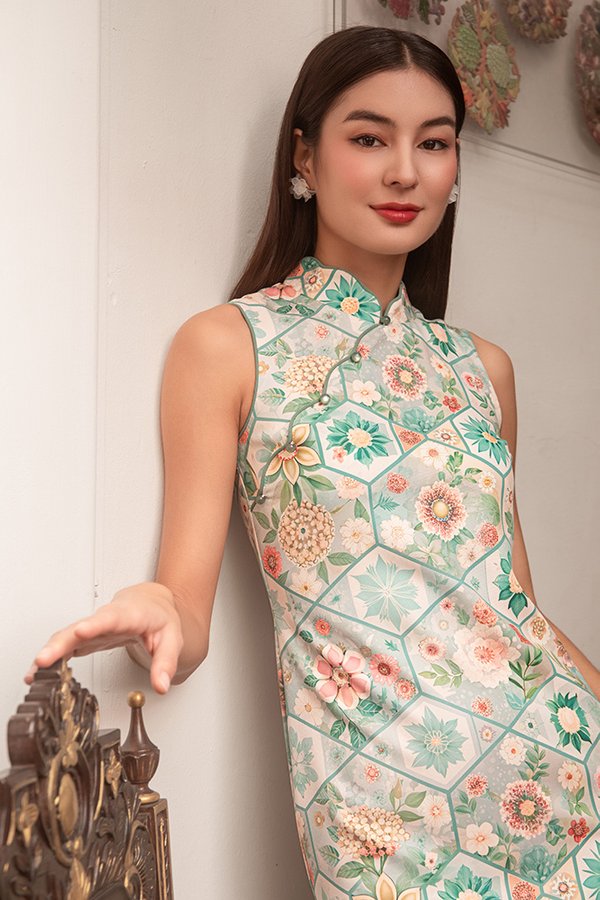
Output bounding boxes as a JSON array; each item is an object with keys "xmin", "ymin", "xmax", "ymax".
[
  {"xmin": 421, "ymin": 138, "xmax": 449, "ymax": 150},
  {"xmin": 351, "ymin": 134, "xmax": 384, "ymax": 148}
]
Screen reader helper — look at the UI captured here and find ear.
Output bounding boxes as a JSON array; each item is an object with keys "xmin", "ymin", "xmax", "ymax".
[{"xmin": 292, "ymin": 127, "xmax": 314, "ymax": 183}]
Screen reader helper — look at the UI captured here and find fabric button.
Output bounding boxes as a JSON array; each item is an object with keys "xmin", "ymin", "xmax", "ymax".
[
  {"xmin": 350, "ymin": 351, "xmax": 362, "ymax": 363},
  {"xmin": 380, "ymin": 314, "xmax": 391, "ymax": 326},
  {"xmin": 286, "ymin": 441, "xmax": 296, "ymax": 452},
  {"xmin": 319, "ymin": 393, "xmax": 331, "ymax": 405},
  {"xmin": 256, "ymin": 492, "xmax": 266, "ymax": 503}
]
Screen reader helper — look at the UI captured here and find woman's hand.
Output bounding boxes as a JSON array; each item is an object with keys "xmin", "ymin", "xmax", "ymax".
[{"xmin": 24, "ymin": 582, "xmax": 184, "ymax": 695}]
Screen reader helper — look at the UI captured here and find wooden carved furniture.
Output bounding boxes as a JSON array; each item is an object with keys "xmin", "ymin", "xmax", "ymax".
[{"xmin": 0, "ymin": 658, "xmax": 174, "ymax": 898}]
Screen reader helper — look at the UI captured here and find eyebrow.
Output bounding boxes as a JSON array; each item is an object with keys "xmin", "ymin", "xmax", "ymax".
[{"xmin": 342, "ymin": 109, "xmax": 456, "ymax": 130}]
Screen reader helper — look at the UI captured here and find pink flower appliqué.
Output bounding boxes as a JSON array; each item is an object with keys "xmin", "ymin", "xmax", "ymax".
[
  {"xmin": 314, "ymin": 643, "xmax": 371, "ymax": 710},
  {"xmin": 264, "ymin": 282, "xmax": 299, "ymax": 300}
]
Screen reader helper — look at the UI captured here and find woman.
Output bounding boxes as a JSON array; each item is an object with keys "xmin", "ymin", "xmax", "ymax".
[{"xmin": 26, "ymin": 25, "xmax": 600, "ymax": 900}]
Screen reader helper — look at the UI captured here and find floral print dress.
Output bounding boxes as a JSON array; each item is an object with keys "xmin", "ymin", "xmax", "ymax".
[{"xmin": 229, "ymin": 255, "xmax": 600, "ymax": 900}]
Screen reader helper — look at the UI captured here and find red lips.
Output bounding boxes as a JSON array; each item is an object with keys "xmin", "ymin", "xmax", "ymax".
[{"xmin": 371, "ymin": 203, "xmax": 422, "ymax": 211}]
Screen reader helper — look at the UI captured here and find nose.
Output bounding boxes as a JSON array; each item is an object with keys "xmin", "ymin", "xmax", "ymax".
[{"xmin": 383, "ymin": 144, "xmax": 418, "ymax": 189}]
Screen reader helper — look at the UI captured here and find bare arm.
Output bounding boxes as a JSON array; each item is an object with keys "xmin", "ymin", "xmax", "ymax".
[
  {"xmin": 469, "ymin": 331, "xmax": 600, "ymax": 700},
  {"xmin": 129, "ymin": 304, "xmax": 253, "ymax": 684},
  {"xmin": 26, "ymin": 303, "xmax": 254, "ymax": 694}
]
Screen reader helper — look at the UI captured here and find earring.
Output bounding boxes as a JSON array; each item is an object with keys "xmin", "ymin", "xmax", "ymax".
[
  {"xmin": 289, "ymin": 172, "xmax": 316, "ymax": 202},
  {"xmin": 448, "ymin": 182, "xmax": 459, "ymax": 204}
]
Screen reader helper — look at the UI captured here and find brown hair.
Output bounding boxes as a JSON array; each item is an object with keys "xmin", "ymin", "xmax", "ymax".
[{"xmin": 227, "ymin": 25, "xmax": 466, "ymax": 320}]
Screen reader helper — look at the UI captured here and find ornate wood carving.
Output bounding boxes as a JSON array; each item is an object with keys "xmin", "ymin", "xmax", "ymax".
[{"xmin": 0, "ymin": 658, "xmax": 174, "ymax": 899}]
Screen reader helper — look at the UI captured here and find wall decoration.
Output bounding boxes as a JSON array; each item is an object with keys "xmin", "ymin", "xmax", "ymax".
[
  {"xmin": 378, "ymin": 0, "xmax": 448, "ymax": 26},
  {"xmin": 574, "ymin": 0, "xmax": 600, "ymax": 146},
  {"xmin": 501, "ymin": 0, "xmax": 572, "ymax": 41},
  {"xmin": 447, "ymin": 0, "xmax": 521, "ymax": 132}
]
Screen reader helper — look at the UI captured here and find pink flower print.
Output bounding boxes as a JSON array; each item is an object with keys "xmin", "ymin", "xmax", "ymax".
[
  {"xmin": 594, "ymin": 765, "xmax": 600, "ymax": 794},
  {"xmin": 499, "ymin": 779, "xmax": 553, "ymax": 839},
  {"xmin": 395, "ymin": 427, "xmax": 424, "ymax": 449},
  {"xmin": 568, "ymin": 817, "xmax": 590, "ymax": 843},
  {"xmin": 314, "ymin": 643, "xmax": 371, "ymax": 710},
  {"xmin": 416, "ymin": 481, "xmax": 467, "ymax": 540},
  {"xmin": 383, "ymin": 354, "xmax": 427, "ymax": 399},
  {"xmin": 387, "ymin": 473, "xmax": 409, "ymax": 493},
  {"xmin": 264, "ymin": 281, "xmax": 300, "ymax": 300},
  {"xmin": 332, "ymin": 446, "xmax": 347, "ymax": 463},
  {"xmin": 262, "ymin": 546, "xmax": 282, "ymax": 578},
  {"xmin": 464, "ymin": 372, "xmax": 484, "ymax": 391},
  {"xmin": 472, "ymin": 695, "xmax": 494, "ymax": 717},
  {"xmin": 239, "ymin": 428, "xmax": 249, "ymax": 445},
  {"xmin": 369, "ymin": 653, "xmax": 400, "ymax": 685},
  {"xmin": 477, "ymin": 523, "xmax": 499, "ymax": 547},
  {"xmin": 364, "ymin": 762, "xmax": 381, "ymax": 782},
  {"xmin": 440, "ymin": 598, "xmax": 455, "ymax": 613},
  {"xmin": 472, "ymin": 599, "xmax": 498, "ymax": 626},
  {"xmin": 511, "ymin": 882, "xmax": 537, "ymax": 900},
  {"xmin": 356, "ymin": 342, "xmax": 369, "ymax": 359},
  {"xmin": 418, "ymin": 636, "xmax": 447, "ymax": 660},
  {"xmin": 442, "ymin": 395, "xmax": 462, "ymax": 412},
  {"xmin": 314, "ymin": 617, "xmax": 331, "ymax": 636},
  {"xmin": 466, "ymin": 773, "xmax": 488, "ymax": 796},
  {"xmin": 314, "ymin": 323, "xmax": 329, "ymax": 339},
  {"xmin": 394, "ymin": 677, "xmax": 417, "ymax": 700}
]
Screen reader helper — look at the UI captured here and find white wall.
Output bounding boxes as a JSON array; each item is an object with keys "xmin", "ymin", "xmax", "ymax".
[
  {"xmin": 1, "ymin": 2, "xmax": 598, "ymax": 898},
  {"xmin": 0, "ymin": 2, "xmax": 98, "ymax": 755}
]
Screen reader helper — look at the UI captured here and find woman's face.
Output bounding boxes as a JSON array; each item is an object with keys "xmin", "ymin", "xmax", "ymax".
[{"xmin": 293, "ymin": 67, "xmax": 459, "ymax": 261}]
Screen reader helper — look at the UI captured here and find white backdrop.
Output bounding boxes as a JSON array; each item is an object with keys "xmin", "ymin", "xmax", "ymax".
[{"xmin": 1, "ymin": 2, "xmax": 598, "ymax": 897}]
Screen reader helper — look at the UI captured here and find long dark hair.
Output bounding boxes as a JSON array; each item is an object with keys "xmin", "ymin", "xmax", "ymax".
[{"xmin": 227, "ymin": 26, "xmax": 466, "ymax": 320}]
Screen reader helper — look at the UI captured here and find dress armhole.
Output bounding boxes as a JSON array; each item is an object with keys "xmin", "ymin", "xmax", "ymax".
[
  {"xmin": 227, "ymin": 300, "xmax": 259, "ymax": 441},
  {"xmin": 460, "ymin": 327, "xmax": 504, "ymax": 431}
]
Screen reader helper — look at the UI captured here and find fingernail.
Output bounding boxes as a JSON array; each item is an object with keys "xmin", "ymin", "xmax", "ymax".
[{"xmin": 159, "ymin": 673, "xmax": 170, "ymax": 691}]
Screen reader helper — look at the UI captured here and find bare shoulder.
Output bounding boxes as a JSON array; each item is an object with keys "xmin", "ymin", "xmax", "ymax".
[
  {"xmin": 173, "ymin": 302, "xmax": 252, "ymax": 355},
  {"xmin": 467, "ymin": 330, "xmax": 513, "ymax": 384},
  {"xmin": 167, "ymin": 303, "xmax": 255, "ymax": 432}
]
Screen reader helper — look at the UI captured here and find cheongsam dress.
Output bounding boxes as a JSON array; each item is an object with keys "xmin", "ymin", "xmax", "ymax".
[{"xmin": 228, "ymin": 255, "xmax": 600, "ymax": 900}]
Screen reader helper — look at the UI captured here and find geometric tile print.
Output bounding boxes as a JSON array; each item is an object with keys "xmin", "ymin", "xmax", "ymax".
[{"xmin": 229, "ymin": 255, "xmax": 600, "ymax": 900}]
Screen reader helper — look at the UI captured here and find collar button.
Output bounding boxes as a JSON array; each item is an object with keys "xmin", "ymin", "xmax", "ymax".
[{"xmin": 380, "ymin": 314, "xmax": 391, "ymax": 326}]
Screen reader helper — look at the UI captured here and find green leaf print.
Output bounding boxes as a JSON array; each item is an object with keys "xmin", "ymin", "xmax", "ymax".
[
  {"xmin": 437, "ymin": 863, "xmax": 501, "ymax": 900},
  {"xmin": 546, "ymin": 691, "xmax": 592, "ymax": 752},
  {"xmin": 330, "ymin": 719, "xmax": 346, "ymax": 739},
  {"xmin": 319, "ymin": 844, "xmax": 340, "ymax": 866},
  {"xmin": 405, "ymin": 706, "xmax": 468, "ymax": 777},
  {"xmin": 461, "ymin": 414, "xmax": 510, "ymax": 467},
  {"xmin": 328, "ymin": 552, "xmax": 356, "ymax": 566},
  {"xmin": 479, "ymin": 492, "xmax": 500, "ymax": 525},
  {"xmin": 324, "ymin": 274, "xmax": 380, "ymax": 321},
  {"xmin": 289, "ymin": 728, "xmax": 318, "ymax": 797},
  {"xmin": 582, "ymin": 839, "xmax": 600, "ymax": 898},
  {"xmin": 326, "ymin": 410, "xmax": 392, "ymax": 465},
  {"xmin": 348, "ymin": 721, "xmax": 367, "ymax": 750},
  {"xmin": 259, "ymin": 387, "xmax": 286, "ymax": 406},
  {"xmin": 354, "ymin": 556, "xmax": 419, "ymax": 631}
]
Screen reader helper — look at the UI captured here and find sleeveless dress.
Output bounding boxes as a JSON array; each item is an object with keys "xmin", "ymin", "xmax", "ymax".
[{"xmin": 229, "ymin": 255, "xmax": 600, "ymax": 900}]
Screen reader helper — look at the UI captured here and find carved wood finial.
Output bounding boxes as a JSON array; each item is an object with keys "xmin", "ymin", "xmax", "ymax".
[{"xmin": 121, "ymin": 690, "xmax": 160, "ymax": 804}]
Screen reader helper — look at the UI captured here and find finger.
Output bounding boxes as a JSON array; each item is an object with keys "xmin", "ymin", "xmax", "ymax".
[
  {"xmin": 148, "ymin": 626, "xmax": 183, "ymax": 695},
  {"xmin": 33, "ymin": 606, "xmax": 142, "ymax": 667}
]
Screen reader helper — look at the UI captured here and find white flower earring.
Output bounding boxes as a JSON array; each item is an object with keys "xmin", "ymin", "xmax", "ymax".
[
  {"xmin": 448, "ymin": 182, "xmax": 459, "ymax": 204},
  {"xmin": 289, "ymin": 172, "xmax": 316, "ymax": 201}
]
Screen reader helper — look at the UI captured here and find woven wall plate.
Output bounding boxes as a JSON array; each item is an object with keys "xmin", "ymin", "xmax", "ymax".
[
  {"xmin": 447, "ymin": 0, "xmax": 521, "ymax": 133},
  {"xmin": 501, "ymin": 0, "xmax": 571, "ymax": 42},
  {"xmin": 378, "ymin": 0, "xmax": 448, "ymax": 26},
  {"xmin": 574, "ymin": 0, "xmax": 600, "ymax": 146}
]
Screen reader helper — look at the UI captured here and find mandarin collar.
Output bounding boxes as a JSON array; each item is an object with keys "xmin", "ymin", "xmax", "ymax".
[{"xmin": 292, "ymin": 254, "xmax": 412, "ymax": 324}]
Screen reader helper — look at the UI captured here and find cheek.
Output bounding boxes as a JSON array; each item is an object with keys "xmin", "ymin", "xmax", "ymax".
[{"xmin": 321, "ymin": 145, "xmax": 376, "ymax": 194}]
